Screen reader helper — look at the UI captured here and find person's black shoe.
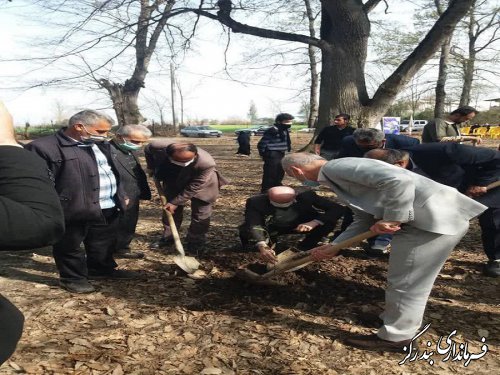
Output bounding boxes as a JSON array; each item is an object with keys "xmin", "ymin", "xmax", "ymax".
[
  {"xmin": 150, "ymin": 237, "xmax": 174, "ymax": 249},
  {"xmin": 60, "ymin": 279, "xmax": 95, "ymax": 294},
  {"xmin": 114, "ymin": 248, "xmax": 145, "ymax": 259},
  {"xmin": 345, "ymin": 334, "xmax": 412, "ymax": 353},
  {"xmin": 483, "ymin": 260, "xmax": 500, "ymax": 277},
  {"xmin": 88, "ymin": 269, "xmax": 140, "ymax": 280},
  {"xmin": 185, "ymin": 242, "xmax": 205, "ymax": 257},
  {"xmin": 364, "ymin": 243, "xmax": 390, "ymax": 258}
]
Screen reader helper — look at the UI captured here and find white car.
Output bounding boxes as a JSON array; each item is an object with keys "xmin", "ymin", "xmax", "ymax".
[
  {"xmin": 400, "ymin": 120, "xmax": 428, "ymax": 132},
  {"xmin": 180, "ymin": 126, "xmax": 222, "ymax": 138}
]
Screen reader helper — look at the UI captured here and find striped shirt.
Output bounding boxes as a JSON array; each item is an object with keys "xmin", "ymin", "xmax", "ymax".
[{"xmin": 91, "ymin": 144, "xmax": 117, "ymax": 209}]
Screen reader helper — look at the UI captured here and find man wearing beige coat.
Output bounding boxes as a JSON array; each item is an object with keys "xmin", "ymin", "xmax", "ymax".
[
  {"xmin": 145, "ymin": 141, "xmax": 227, "ymax": 255},
  {"xmin": 281, "ymin": 153, "xmax": 487, "ymax": 352}
]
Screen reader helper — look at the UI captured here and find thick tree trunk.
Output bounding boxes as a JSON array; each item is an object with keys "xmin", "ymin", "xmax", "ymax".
[
  {"xmin": 100, "ymin": 79, "xmax": 144, "ymax": 126},
  {"xmin": 317, "ymin": 1, "xmax": 370, "ymax": 129}
]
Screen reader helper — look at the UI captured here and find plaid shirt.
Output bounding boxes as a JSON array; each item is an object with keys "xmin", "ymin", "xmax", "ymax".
[{"xmin": 91, "ymin": 144, "xmax": 117, "ymax": 209}]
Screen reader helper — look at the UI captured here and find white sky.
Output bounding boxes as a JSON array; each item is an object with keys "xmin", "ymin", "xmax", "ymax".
[{"xmin": 0, "ymin": 1, "xmax": 498, "ymax": 125}]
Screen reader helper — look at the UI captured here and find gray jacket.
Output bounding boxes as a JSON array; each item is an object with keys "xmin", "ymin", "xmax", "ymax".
[{"xmin": 318, "ymin": 158, "xmax": 487, "ymax": 237}]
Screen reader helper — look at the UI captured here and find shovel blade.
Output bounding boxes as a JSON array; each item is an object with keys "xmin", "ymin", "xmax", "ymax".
[{"xmin": 173, "ymin": 255, "xmax": 200, "ymax": 274}]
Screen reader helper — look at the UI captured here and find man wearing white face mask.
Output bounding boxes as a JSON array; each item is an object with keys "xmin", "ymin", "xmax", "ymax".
[
  {"xmin": 145, "ymin": 141, "xmax": 228, "ymax": 255},
  {"xmin": 26, "ymin": 110, "xmax": 136, "ymax": 293},
  {"xmin": 111, "ymin": 125, "xmax": 152, "ymax": 259},
  {"xmin": 237, "ymin": 186, "xmax": 344, "ymax": 263}
]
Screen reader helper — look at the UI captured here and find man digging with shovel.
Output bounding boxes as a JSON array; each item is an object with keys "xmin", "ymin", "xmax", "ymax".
[
  {"xmin": 145, "ymin": 142, "xmax": 227, "ymax": 257},
  {"xmin": 280, "ymin": 153, "xmax": 486, "ymax": 353},
  {"xmin": 235, "ymin": 186, "xmax": 345, "ymax": 263}
]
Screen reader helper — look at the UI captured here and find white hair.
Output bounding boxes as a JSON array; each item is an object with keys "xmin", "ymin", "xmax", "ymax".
[
  {"xmin": 281, "ymin": 153, "xmax": 324, "ymax": 171},
  {"xmin": 116, "ymin": 124, "xmax": 152, "ymax": 138},
  {"xmin": 68, "ymin": 109, "xmax": 115, "ymax": 127}
]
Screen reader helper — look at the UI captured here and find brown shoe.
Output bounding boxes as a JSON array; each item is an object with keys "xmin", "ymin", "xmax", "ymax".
[{"xmin": 345, "ymin": 334, "xmax": 412, "ymax": 353}]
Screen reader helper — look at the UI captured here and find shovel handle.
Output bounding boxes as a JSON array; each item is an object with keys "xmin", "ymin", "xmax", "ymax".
[
  {"xmin": 486, "ymin": 180, "xmax": 500, "ymax": 191},
  {"xmin": 153, "ymin": 178, "xmax": 185, "ymax": 257},
  {"xmin": 261, "ymin": 230, "xmax": 377, "ymax": 279}
]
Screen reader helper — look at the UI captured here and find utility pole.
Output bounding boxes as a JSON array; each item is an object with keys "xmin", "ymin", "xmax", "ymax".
[{"xmin": 170, "ymin": 62, "xmax": 177, "ymax": 132}]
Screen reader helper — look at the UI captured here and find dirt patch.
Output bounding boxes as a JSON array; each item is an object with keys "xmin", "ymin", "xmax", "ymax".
[{"xmin": 0, "ymin": 135, "xmax": 498, "ymax": 374}]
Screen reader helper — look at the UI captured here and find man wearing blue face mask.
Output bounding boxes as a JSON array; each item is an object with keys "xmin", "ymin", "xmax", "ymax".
[
  {"xmin": 26, "ymin": 110, "xmax": 136, "ymax": 293},
  {"xmin": 236, "ymin": 186, "xmax": 344, "ymax": 263},
  {"xmin": 111, "ymin": 125, "xmax": 152, "ymax": 259},
  {"xmin": 145, "ymin": 141, "xmax": 228, "ymax": 255}
]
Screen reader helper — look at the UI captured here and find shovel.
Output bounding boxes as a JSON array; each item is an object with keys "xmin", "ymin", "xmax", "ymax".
[
  {"xmin": 153, "ymin": 178, "xmax": 200, "ymax": 274},
  {"xmin": 238, "ymin": 231, "xmax": 377, "ymax": 283}
]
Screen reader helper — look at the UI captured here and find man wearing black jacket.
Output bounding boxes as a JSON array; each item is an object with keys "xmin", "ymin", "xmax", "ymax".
[
  {"xmin": 26, "ymin": 110, "xmax": 135, "ymax": 294},
  {"xmin": 111, "ymin": 125, "xmax": 152, "ymax": 259},
  {"xmin": 237, "ymin": 186, "xmax": 344, "ymax": 262},
  {"xmin": 365, "ymin": 143, "xmax": 500, "ymax": 277},
  {"xmin": 0, "ymin": 101, "xmax": 64, "ymax": 365}
]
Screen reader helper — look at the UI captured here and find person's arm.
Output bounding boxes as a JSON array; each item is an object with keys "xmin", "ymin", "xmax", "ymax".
[
  {"xmin": 0, "ymin": 101, "xmax": 65, "ymax": 250},
  {"xmin": 169, "ymin": 166, "xmax": 216, "ymax": 206},
  {"xmin": 313, "ymin": 129, "xmax": 325, "ymax": 155},
  {"xmin": 323, "ymin": 159, "xmax": 416, "ymax": 223},
  {"xmin": 307, "ymin": 191, "xmax": 344, "ymax": 226}
]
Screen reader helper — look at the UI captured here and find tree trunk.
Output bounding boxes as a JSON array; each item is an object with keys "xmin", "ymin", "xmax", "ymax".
[
  {"xmin": 434, "ymin": 36, "xmax": 452, "ymax": 118},
  {"xmin": 304, "ymin": 0, "xmax": 319, "ymax": 129},
  {"xmin": 317, "ymin": 1, "xmax": 370, "ymax": 129},
  {"xmin": 459, "ymin": 8, "xmax": 476, "ymax": 107},
  {"xmin": 100, "ymin": 80, "xmax": 144, "ymax": 126}
]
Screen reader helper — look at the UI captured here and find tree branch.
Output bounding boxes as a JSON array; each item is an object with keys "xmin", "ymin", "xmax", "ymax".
[
  {"xmin": 190, "ymin": 0, "xmax": 323, "ymax": 48},
  {"xmin": 363, "ymin": 0, "xmax": 385, "ymax": 14}
]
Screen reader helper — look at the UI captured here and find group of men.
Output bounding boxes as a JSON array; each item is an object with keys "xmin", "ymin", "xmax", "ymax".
[{"xmin": 0, "ymin": 102, "xmax": 498, "ymax": 361}]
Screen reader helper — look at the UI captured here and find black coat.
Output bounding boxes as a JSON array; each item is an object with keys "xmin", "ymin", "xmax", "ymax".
[
  {"xmin": 338, "ymin": 133, "xmax": 420, "ymax": 158},
  {"xmin": 0, "ymin": 146, "xmax": 64, "ymax": 250},
  {"xmin": 242, "ymin": 190, "xmax": 344, "ymax": 242},
  {"xmin": 110, "ymin": 141, "xmax": 151, "ymax": 204},
  {"xmin": 25, "ymin": 130, "xmax": 127, "ymax": 222},
  {"xmin": 403, "ymin": 143, "xmax": 500, "ymax": 208}
]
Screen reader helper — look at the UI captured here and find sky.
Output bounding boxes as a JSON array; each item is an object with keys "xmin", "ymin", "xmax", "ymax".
[{"xmin": 0, "ymin": 1, "xmax": 498, "ymax": 126}]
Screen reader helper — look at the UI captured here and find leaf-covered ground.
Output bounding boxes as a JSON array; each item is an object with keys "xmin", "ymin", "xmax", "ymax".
[{"xmin": 0, "ymin": 135, "xmax": 498, "ymax": 374}]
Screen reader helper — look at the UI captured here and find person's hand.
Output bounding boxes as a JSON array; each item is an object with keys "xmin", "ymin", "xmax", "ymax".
[
  {"xmin": 470, "ymin": 136, "xmax": 482, "ymax": 145},
  {"xmin": 258, "ymin": 243, "xmax": 277, "ymax": 263},
  {"xmin": 164, "ymin": 203, "xmax": 177, "ymax": 214},
  {"xmin": 310, "ymin": 243, "xmax": 338, "ymax": 261},
  {"xmin": 295, "ymin": 220, "xmax": 320, "ymax": 232},
  {"xmin": 370, "ymin": 220, "xmax": 401, "ymax": 234},
  {"xmin": 125, "ymin": 198, "xmax": 130, "ymax": 207},
  {"xmin": 466, "ymin": 185, "xmax": 487, "ymax": 197},
  {"xmin": 0, "ymin": 101, "xmax": 18, "ymax": 146}
]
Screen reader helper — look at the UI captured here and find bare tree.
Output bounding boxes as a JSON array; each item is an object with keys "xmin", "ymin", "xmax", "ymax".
[
  {"xmin": 434, "ymin": 0, "xmax": 454, "ymax": 118},
  {"xmin": 451, "ymin": 0, "xmax": 499, "ymax": 106},
  {"xmin": 3, "ymin": 1, "xmax": 197, "ymax": 126},
  {"xmin": 191, "ymin": 0, "xmax": 476, "ymax": 128}
]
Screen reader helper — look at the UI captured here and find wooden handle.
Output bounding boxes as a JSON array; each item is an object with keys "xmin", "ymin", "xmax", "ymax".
[
  {"xmin": 153, "ymin": 178, "xmax": 185, "ymax": 257},
  {"xmin": 486, "ymin": 180, "xmax": 500, "ymax": 191},
  {"xmin": 261, "ymin": 230, "xmax": 377, "ymax": 279}
]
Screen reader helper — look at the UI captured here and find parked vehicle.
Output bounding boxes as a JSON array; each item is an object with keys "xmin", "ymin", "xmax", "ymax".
[
  {"xmin": 180, "ymin": 126, "xmax": 222, "ymax": 138},
  {"xmin": 234, "ymin": 125, "xmax": 272, "ymax": 136},
  {"xmin": 400, "ymin": 120, "xmax": 428, "ymax": 132},
  {"xmin": 298, "ymin": 127, "xmax": 315, "ymax": 133}
]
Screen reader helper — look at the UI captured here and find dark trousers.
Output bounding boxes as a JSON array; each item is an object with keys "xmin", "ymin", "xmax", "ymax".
[
  {"xmin": 0, "ymin": 295, "xmax": 24, "ymax": 365},
  {"xmin": 162, "ymin": 198, "xmax": 213, "ymax": 245},
  {"xmin": 53, "ymin": 208, "xmax": 119, "ymax": 281},
  {"xmin": 479, "ymin": 207, "xmax": 500, "ymax": 261},
  {"xmin": 237, "ymin": 143, "xmax": 251, "ymax": 155},
  {"xmin": 239, "ymin": 221, "xmax": 335, "ymax": 251},
  {"xmin": 261, "ymin": 151, "xmax": 285, "ymax": 193},
  {"xmin": 115, "ymin": 200, "xmax": 140, "ymax": 250}
]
